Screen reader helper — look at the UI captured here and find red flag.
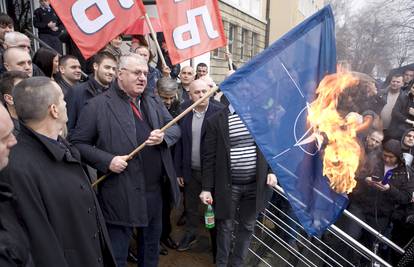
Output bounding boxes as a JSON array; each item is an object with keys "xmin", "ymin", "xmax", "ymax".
[
  {"xmin": 156, "ymin": 0, "xmax": 226, "ymax": 65},
  {"xmin": 125, "ymin": 17, "xmax": 162, "ymax": 35},
  {"xmin": 50, "ymin": 0, "xmax": 146, "ymax": 59}
]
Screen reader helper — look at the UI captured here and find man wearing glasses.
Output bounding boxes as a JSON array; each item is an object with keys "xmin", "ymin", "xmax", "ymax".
[{"xmin": 70, "ymin": 53, "xmax": 181, "ymax": 267}]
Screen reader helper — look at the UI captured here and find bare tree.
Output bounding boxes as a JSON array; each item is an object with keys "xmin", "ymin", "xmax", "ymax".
[{"xmin": 329, "ymin": 0, "xmax": 414, "ymax": 77}]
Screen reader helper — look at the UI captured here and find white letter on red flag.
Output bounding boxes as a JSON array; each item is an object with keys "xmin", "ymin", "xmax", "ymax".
[
  {"xmin": 50, "ymin": 0, "xmax": 146, "ymax": 59},
  {"xmin": 156, "ymin": 0, "xmax": 226, "ymax": 65}
]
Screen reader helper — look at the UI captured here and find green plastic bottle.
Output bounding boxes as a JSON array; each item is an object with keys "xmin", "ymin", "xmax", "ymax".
[{"xmin": 204, "ymin": 204, "xmax": 215, "ymax": 229}]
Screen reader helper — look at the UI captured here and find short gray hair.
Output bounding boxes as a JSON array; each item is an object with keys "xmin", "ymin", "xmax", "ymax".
[
  {"xmin": 13, "ymin": 77, "xmax": 60, "ymax": 123},
  {"xmin": 4, "ymin": 31, "xmax": 29, "ymax": 46},
  {"xmin": 157, "ymin": 77, "xmax": 178, "ymax": 94},
  {"xmin": 119, "ymin": 53, "xmax": 147, "ymax": 69}
]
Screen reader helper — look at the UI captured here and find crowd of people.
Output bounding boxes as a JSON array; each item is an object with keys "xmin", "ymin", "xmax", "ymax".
[
  {"xmin": 1, "ymin": 1, "xmax": 414, "ymax": 266},
  {"xmin": 0, "ymin": 3, "xmax": 275, "ymax": 266}
]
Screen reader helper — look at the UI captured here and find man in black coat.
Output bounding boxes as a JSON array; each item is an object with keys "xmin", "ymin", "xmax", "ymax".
[
  {"xmin": 200, "ymin": 105, "xmax": 276, "ymax": 267},
  {"xmin": 0, "ymin": 77, "xmax": 116, "ymax": 266},
  {"xmin": 175, "ymin": 79, "xmax": 223, "ymax": 253},
  {"xmin": 0, "ymin": 104, "xmax": 32, "ymax": 266},
  {"xmin": 70, "ymin": 54, "xmax": 181, "ymax": 267},
  {"xmin": 66, "ymin": 51, "xmax": 117, "ymax": 132},
  {"xmin": 55, "ymin": 55, "xmax": 82, "ymax": 97},
  {"xmin": 389, "ymin": 82, "xmax": 414, "ymax": 140},
  {"xmin": 33, "ymin": 0, "xmax": 63, "ymax": 54}
]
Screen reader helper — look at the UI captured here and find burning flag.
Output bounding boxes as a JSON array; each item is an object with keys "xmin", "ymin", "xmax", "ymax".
[
  {"xmin": 308, "ymin": 72, "xmax": 362, "ymax": 194},
  {"xmin": 219, "ymin": 5, "xmax": 348, "ymax": 236}
]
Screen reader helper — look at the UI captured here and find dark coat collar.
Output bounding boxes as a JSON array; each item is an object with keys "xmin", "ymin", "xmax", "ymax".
[
  {"xmin": 19, "ymin": 123, "xmax": 80, "ymax": 163},
  {"xmin": 86, "ymin": 75, "xmax": 109, "ymax": 97}
]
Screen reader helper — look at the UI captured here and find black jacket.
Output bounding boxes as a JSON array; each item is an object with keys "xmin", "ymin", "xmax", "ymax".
[
  {"xmin": 66, "ymin": 76, "xmax": 109, "ymax": 131},
  {"xmin": 33, "ymin": 6, "xmax": 61, "ymax": 36},
  {"xmin": 70, "ymin": 82, "xmax": 181, "ymax": 226},
  {"xmin": 175, "ymin": 101, "xmax": 224, "ymax": 182},
  {"xmin": 202, "ymin": 108, "xmax": 273, "ymax": 220},
  {"xmin": 351, "ymin": 161, "xmax": 414, "ymax": 220},
  {"xmin": 55, "ymin": 73, "xmax": 76, "ymax": 98},
  {"xmin": 389, "ymin": 91, "xmax": 414, "ymax": 139},
  {"xmin": 0, "ymin": 182, "xmax": 33, "ymax": 267},
  {"xmin": 0, "ymin": 124, "xmax": 116, "ymax": 267}
]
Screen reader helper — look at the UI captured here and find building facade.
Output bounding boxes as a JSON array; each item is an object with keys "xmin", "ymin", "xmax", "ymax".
[
  {"xmin": 267, "ymin": 0, "xmax": 325, "ymax": 45},
  {"xmin": 210, "ymin": 0, "xmax": 268, "ymax": 82}
]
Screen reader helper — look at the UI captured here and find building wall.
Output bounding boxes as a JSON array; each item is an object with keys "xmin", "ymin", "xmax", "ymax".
[
  {"xmin": 210, "ymin": 0, "xmax": 267, "ymax": 83},
  {"xmin": 267, "ymin": 0, "xmax": 325, "ymax": 45}
]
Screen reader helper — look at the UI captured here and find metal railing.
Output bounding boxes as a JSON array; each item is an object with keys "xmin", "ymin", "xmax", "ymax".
[{"xmin": 244, "ymin": 185, "xmax": 405, "ymax": 266}]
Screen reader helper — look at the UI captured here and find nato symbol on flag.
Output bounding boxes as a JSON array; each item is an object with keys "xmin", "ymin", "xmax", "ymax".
[{"xmin": 219, "ymin": 5, "xmax": 348, "ymax": 236}]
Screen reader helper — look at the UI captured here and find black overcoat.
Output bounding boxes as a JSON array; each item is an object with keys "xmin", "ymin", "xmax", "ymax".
[
  {"xmin": 0, "ymin": 125, "xmax": 116, "ymax": 267},
  {"xmin": 70, "ymin": 82, "xmax": 181, "ymax": 227},
  {"xmin": 201, "ymin": 109, "xmax": 273, "ymax": 220}
]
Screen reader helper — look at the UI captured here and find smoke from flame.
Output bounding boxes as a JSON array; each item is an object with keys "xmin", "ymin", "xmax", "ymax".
[{"xmin": 307, "ymin": 72, "xmax": 362, "ymax": 194}]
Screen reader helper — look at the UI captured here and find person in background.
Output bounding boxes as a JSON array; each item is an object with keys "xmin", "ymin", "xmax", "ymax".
[
  {"xmin": 54, "ymin": 55, "xmax": 82, "ymax": 97},
  {"xmin": 0, "ymin": 13, "xmax": 14, "ymax": 67},
  {"xmin": 66, "ymin": 51, "xmax": 117, "ymax": 132},
  {"xmin": 177, "ymin": 66, "xmax": 195, "ymax": 104},
  {"xmin": 134, "ymin": 45, "xmax": 170, "ymax": 95},
  {"xmin": 33, "ymin": 0, "xmax": 63, "ymax": 54},
  {"xmin": 102, "ymin": 35, "xmax": 123, "ymax": 63},
  {"xmin": 195, "ymin": 62, "xmax": 208, "ymax": 80},
  {"xmin": 32, "ymin": 47, "xmax": 58, "ymax": 79},
  {"xmin": 0, "ymin": 71, "xmax": 29, "ymax": 135}
]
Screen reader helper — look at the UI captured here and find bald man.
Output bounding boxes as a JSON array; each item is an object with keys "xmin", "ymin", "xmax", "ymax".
[
  {"xmin": 0, "ymin": 105, "xmax": 31, "ymax": 266},
  {"xmin": 175, "ymin": 79, "xmax": 223, "ymax": 253},
  {"xmin": 178, "ymin": 66, "xmax": 195, "ymax": 103},
  {"xmin": 0, "ymin": 105, "xmax": 16, "ymax": 170},
  {"xmin": 0, "ymin": 77, "xmax": 116, "ymax": 266},
  {"xmin": 2, "ymin": 32, "xmax": 45, "ymax": 76},
  {"xmin": 3, "ymin": 47, "xmax": 33, "ymax": 77}
]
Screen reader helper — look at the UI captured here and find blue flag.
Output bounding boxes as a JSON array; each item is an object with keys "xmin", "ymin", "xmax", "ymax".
[{"xmin": 219, "ymin": 5, "xmax": 347, "ymax": 236}]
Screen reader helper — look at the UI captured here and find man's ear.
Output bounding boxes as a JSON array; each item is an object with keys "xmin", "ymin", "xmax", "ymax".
[
  {"xmin": 3, "ymin": 94, "xmax": 14, "ymax": 106},
  {"xmin": 93, "ymin": 62, "xmax": 98, "ymax": 72},
  {"xmin": 50, "ymin": 103, "xmax": 59, "ymax": 119},
  {"xmin": 3, "ymin": 62, "xmax": 10, "ymax": 71}
]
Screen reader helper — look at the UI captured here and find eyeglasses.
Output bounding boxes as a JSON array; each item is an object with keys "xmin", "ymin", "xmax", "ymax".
[{"xmin": 121, "ymin": 68, "xmax": 148, "ymax": 78}]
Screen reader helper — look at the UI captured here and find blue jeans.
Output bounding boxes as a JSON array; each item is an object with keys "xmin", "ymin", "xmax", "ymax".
[
  {"xmin": 106, "ymin": 190, "xmax": 163, "ymax": 267},
  {"xmin": 216, "ymin": 183, "xmax": 257, "ymax": 267}
]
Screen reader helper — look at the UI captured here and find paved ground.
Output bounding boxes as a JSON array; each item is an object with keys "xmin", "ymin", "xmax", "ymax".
[{"xmin": 128, "ymin": 201, "xmax": 215, "ymax": 267}]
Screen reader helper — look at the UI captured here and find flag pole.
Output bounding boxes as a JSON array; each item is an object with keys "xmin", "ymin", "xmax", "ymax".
[
  {"xmin": 91, "ymin": 86, "xmax": 219, "ymax": 188},
  {"xmin": 225, "ymin": 44, "xmax": 233, "ymax": 71},
  {"xmin": 144, "ymin": 13, "xmax": 168, "ymax": 68}
]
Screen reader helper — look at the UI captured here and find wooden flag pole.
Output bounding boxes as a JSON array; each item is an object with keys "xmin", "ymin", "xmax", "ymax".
[
  {"xmin": 144, "ymin": 13, "xmax": 168, "ymax": 68},
  {"xmin": 225, "ymin": 44, "xmax": 233, "ymax": 71},
  {"xmin": 91, "ymin": 86, "xmax": 219, "ymax": 188}
]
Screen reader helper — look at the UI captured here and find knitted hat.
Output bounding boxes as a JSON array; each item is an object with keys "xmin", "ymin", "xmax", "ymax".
[{"xmin": 383, "ymin": 139, "xmax": 402, "ymax": 157}]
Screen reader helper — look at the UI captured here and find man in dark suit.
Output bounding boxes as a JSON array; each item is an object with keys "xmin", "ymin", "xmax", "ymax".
[
  {"xmin": 200, "ymin": 104, "xmax": 276, "ymax": 267},
  {"xmin": 33, "ymin": 0, "xmax": 63, "ymax": 54},
  {"xmin": 70, "ymin": 54, "xmax": 181, "ymax": 267},
  {"xmin": 0, "ymin": 77, "xmax": 116, "ymax": 266},
  {"xmin": 175, "ymin": 79, "xmax": 223, "ymax": 252},
  {"xmin": 66, "ymin": 51, "xmax": 117, "ymax": 132}
]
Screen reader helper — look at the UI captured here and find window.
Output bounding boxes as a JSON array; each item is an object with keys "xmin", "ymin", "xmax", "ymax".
[
  {"xmin": 251, "ymin": 32, "xmax": 258, "ymax": 57},
  {"xmin": 212, "ymin": 47, "xmax": 219, "ymax": 58},
  {"xmin": 228, "ymin": 23, "xmax": 236, "ymax": 54},
  {"xmin": 240, "ymin": 29, "xmax": 248, "ymax": 60}
]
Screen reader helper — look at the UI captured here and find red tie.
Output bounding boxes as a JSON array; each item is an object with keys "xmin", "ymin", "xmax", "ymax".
[{"xmin": 130, "ymin": 101, "xmax": 143, "ymax": 120}]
